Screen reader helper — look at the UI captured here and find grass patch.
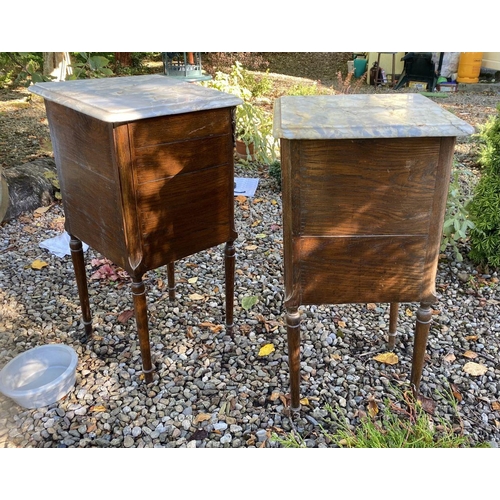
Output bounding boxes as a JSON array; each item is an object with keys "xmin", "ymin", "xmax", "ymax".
[{"xmin": 272, "ymin": 386, "xmax": 474, "ymax": 448}]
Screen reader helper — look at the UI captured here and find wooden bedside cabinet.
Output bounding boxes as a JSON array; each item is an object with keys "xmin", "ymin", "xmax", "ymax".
[
  {"xmin": 273, "ymin": 93, "xmax": 474, "ymax": 410},
  {"xmin": 30, "ymin": 75, "xmax": 242, "ymax": 383}
]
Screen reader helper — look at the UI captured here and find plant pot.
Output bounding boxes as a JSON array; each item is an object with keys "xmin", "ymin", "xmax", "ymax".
[{"xmin": 235, "ymin": 139, "xmax": 255, "ymax": 161}]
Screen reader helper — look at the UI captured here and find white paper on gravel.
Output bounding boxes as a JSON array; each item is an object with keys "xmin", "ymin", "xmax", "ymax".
[
  {"xmin": 234, "ymin": 178, "xmax": 259, "ymax": 197},
  {"xmin": 39, "ymin": 231, "xmax": 88, "ymax": 258}
]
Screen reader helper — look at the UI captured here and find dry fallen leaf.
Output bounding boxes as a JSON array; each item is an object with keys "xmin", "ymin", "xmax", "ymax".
[
  {"xmin": 443, "ymin": 352, "xmax": 456, "ymax": 363},
  {"xmin": 367, "ymin": 303, "xmax": 376, "ymax": 310},
  {"xmin": 300, "ymin": 397, "xmax": 310, "ymax": 406},
  {"xmin": 405, "ymin": 308, "xmax": 413, "ymax": 317},
  {"xmin": 31, "ymin": 259, "xmax": 48, "ymax": 270},
  {"xmin": 450, "ymin": 383, "xmax": 462, "ymax": 402},
  {"xmin": 463, "ymin": 350, "xmax": 478, "ymax": 359},
  {"xmin": 368, "ymin": 399, "xmax": 379, "ymax": 417},
  {"xmin": 491, "ymin": 401, "xmax": 500, "ymax": 411},
  {"xmin": 91, "ymin": 405, "xmax": 107, "ymax": 412},
  {"xmin": 33, "ymin": 205, "xmax": 52, "ymax": 217},
  {"xmin": 117, "ymin": 309, "xmax": 135, "ymax": 324},
  {"xmin": 418, "ymin": 394, "xmax": 437, "ymax": 414},
  {"xmin": 194, "ymin": 413, "xmax": 212, "ymax": 424},
  {"xmin": 465, "ymin": 335, "xmax": 478, "ymax": 341},
  {"xmin": 258, "ymin": 343, "xmax": 275, "ymax": 357},
  {"xmin": 245, "ymin": 245, "xmax": 258, "ymax": 251},
  {"xmin": 235, "ymin": 195, "xmax": 247, "ymax": 204},
  {"xmin": 189, "ymin": 293, "xmax": 204, "ymax": 301},
  {"xmin": 188, "ymin": 277, "xmax": 198, "ymax": 284},
  {"xmin": 463, "ymin": 362, "xmax": 488, "ymax": 376},
  {"xmin": 373, "ymin": 352, "xmax": 399, "ymax": 365}
]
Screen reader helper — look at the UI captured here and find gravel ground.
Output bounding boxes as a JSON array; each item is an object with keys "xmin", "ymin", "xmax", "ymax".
[{"xmin": 1, "ymin": 77, "xmax": 500, "ymax": 449}]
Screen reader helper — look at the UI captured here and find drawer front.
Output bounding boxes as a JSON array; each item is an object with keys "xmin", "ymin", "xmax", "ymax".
[
  {"xmin": 295, "ymin": 137, "xmax": 441, "ymax": 236},
  {"xmin": 137, "ymin": 163, "xmax": 234, "ymax": 268},
  {"xmin": 129, "ymin": 108, "xmax": 232, "ymax": 148},
  {"xmin": 297, "ymin": 235, "xmax": 430, "ymax": 304},
  {"xmin": 134, "ymin": 135, "xmax": 230, "ymax": 184}
]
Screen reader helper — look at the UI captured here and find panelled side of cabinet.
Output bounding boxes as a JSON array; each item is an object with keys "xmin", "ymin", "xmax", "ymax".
[
  {"xmin": 127, "ymin": 108, "xmax": 237, "ymax": 272},
  {"xmin": 44, "ymin": 100, "xmax": 128, "ymax": 270}
]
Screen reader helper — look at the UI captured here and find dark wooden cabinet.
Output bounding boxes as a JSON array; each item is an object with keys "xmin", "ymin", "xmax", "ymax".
[
  {"xmin": 30, "ymin": 75, "xmax": 242, "ymax": 382},
  {"xmin": 273, "ymin": 93, "xmax": 475, "ymax": 410}
]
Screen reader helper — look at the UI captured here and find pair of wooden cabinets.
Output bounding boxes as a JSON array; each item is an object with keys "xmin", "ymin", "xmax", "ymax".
[{"xmin": 31, "ymin": 77, "xmax": 474, "ymax": 406}]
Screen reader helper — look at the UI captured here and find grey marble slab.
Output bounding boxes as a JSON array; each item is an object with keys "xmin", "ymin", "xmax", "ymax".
[
  {"xmin": 273, "ymin": 93, "xmax": 475, "ymax": 139},
  {"xmin": 29, "ymin": 74, "xmax": 243, "ymax": 123}
]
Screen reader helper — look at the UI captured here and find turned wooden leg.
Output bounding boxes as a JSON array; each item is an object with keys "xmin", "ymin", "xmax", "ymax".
[
  {"xmin": 131, "ymin": 276, "xmax": 154, "ymax": 383},
  {"xmin": 410, "ymin": 301, "xmax": 432, "ymax": 397},
  {"xmin": 69, "ymin": 234, "xmax": 92, "ymax": 341},
  {"xmin": 388, "ymin": 302, "xmax": 399, "ymax": 350},
  {"xmin": 167, "ymin": 262, "xmax": 176, "ymax": 301},
  {"xmin": 286, "ymin": 307, "xmax": 301, "ymax": 411},
  {"xmin": 225, "ymin": 240, "xmax": 235, "ymax": 336}
]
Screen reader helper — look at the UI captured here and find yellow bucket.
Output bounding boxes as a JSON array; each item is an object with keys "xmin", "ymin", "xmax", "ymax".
[{"xmin": 457, "ymin": 52, "xmax": 483, "ymax": 83}]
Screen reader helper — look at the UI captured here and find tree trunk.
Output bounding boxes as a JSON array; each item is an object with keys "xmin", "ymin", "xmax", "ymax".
[
  {"xmin": 115, "ymin": 52, "xmax": 132, "ymax": 67},
  {"xmin": 43, "ymin": 52, "xmax": 73, "ymax": 81}
]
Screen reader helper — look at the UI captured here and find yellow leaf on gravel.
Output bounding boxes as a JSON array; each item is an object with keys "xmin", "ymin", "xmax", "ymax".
[
  {"xmin": 463, "ymin": 362, "xmax": 488, "ymax": 376},
  {"xmin": 405, "ymin": 308, "xmax": 413, "ymax": 317},
  {"xmin": 189, "ymin": 293, "xmax": 204, "ymax": 301},
  {"xmin": 258, "ymin": 343, "xmax": 275, "ymax": 357},
  {"xmin": 194, "ymin": 413, "xmax": 212, "ymax": 424},
  {"xmin": 245, "ymin": 245, "xmax": 258, "ymax": 251},
  {"xmin": 91, "ymin": 405, "xmax": 107, "ymax": 412},
  {"xmin": 300, "ymin": 397, "xmax": 310, "ymax": 406},
  {"xmin": 368, "ymin": 399, "xmax": 379, "ymax": 417},
  {"xmin": 188, "ymin": 277, "xmax": 198, "ymax": 284},
  {"xmin": 373, "ymin": 352, "xmax": 399, "ymax": 365},
  {"xmin": 31, "ymin": 259, "xmax": 48, "ymax": 270}
]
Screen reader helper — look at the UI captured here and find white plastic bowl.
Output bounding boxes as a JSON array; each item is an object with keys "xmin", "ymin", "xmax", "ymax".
[{"xmin": 0, "ymin": 344, "xmax": 78, "ymax": 409}]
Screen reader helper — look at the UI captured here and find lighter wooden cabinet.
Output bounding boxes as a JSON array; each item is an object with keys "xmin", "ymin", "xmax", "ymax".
[{"xmin": 273, "ymin": 94, "xmax": 474, "ymax": 410}]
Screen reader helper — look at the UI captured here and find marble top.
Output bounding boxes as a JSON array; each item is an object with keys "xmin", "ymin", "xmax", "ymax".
[
  {"xmin": 273, "ymin": 93, "xmax": 475, "ymax": 139},
  {"xmin": 29, "ymin": 74, "xmax": 243, "ymax": 123}
]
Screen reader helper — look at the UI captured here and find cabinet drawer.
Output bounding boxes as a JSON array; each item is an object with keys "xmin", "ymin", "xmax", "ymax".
[
  {"xmin": 297, "ymin": 235, "xmax": 429, "ymax": 304},
  {"xmin": 133, "ymin": 135, "xmax": 231, "ymax": 184},
  {"xmin": 129, "ymin": 108, "xmax": 232, "ymax": 148}
]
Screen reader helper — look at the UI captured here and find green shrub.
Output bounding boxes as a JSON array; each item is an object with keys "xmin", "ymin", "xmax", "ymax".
[
  {"xmin": 441, "ymin": 166, "xmax": 476, "ymax": 262},
  {"xmin": 203, "ymin": 61, "xmax": 278, "ymax": 165},
  {"xmin": 468, "ymin": 104, "xmax": 500, "ymax": 269}
]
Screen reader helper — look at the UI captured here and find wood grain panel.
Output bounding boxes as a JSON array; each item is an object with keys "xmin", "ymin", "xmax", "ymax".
[
  {"xmin": 57, "ymin": 158, "xmax": 127, "ymax": 268},
  {"xmin": 129, "ymin": 108, "xmax": 231, "ymax": 148},
  {"xmin": 297, "ymin": 137, "xmax": 441, "ymax": 236},
  {"xmin": 297, "ymin": 235, "xmax": 431, "ymax": 304},
  {"xmin": 137, "ymin": 164, "xmax": 233, "ymax": 268},
  {"xmin": 44, "ymin": 101, "xmax": 115, "ymax": 180},
  {"xmin": 133, "ymin": 135, "xmax": 230, "ymax": 183}
]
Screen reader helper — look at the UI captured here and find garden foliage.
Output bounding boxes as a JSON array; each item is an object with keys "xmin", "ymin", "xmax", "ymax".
[{"xmin": 469, "ymin": 104, "xmax": 500, "ymax": 269}]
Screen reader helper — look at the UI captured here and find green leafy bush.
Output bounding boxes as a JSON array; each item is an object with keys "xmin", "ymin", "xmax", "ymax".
[
  {"xmin": 0, "ymin": 52, "xmax": 47, "ymax": 87},
  {"xmin": 441, "ymin": 166, "xmax": 476, "ymax": 262},
  {"xmin": 468, "ymin": 104, "xmax": 500, "ymax": 269},
  {"xmin": 203, "ymin": 61, "xmax": 278, "ymax": 165}
]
